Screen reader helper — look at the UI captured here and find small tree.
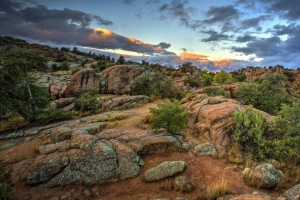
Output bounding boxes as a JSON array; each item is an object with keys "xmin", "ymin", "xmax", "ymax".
[
  {"xmin": 213, "ymin": 70, "xmax": 232, "ymax": 84},
  {"xmin": 149, "ymin": 100, "xmax": 188, "ymax": 134},
  {"xmin": 117, "ymin": 55, "xmax": 126, "ymax": 64}
]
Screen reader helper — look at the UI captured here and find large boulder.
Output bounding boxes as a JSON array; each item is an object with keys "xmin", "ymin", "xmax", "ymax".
[
  {"xmin": 283, "ymin": 184, "xmax": 300, "ymax": 200},
  {"xmin": 64, "ymin": 69, "xmax": 100, "ymax": 97},
  {"xmin": 193, "ymin": 142, "xmax": 217, "ymax": 156},
  {"xmin": 99, "ymin": 65, "xmax": 144, "ymax": 95},
  {"xmin": 183, "ymin": 95, "xmax": 242, "ymax": 153},
  {"xmin": 243, "ymin": 163, "xmax": 283, "ymax": 189},
  {"xmin": 101, "ymin": 95, "xmax": 149, "ymax": 111},
  {"xmin": 144, "ymin": 161, "xmax": 187, "ymax": 182}
]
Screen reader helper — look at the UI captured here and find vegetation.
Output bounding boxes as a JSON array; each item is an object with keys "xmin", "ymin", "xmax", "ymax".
[
  {"xmin": 183, "ymin": 75, "xmax": 202, "ymax": 88},
  {"xmin": 35, "ymin": 107, "xmax": 71, "ymax": 125},
  {"xmin": 59, "ymin": 61, "xmax": 70, "ymax": 70},
  {"xmin": 0, "ymin": 49, "xmax": 51, "ymax": 122},
  {"xmin": 206, "ymin": 177, "xmax": 228, "ymax": 200},
  {"xmin": 213, "ymin": 70, "xmax": 232, "ymax": 84},
  {"xmin": 73, "ymin": 92, "xmax": 100, "ymax": 114},
  {"xmin": 203, "ymin": 87, "xmax": 229, "ymax": 98},
  {"xmin": 149, "ymin": 100, "xmax": 188, "ymax": 134},
  {"xmin": 0, "ymin": 161, "xmax": 13, "ymax": 200}
]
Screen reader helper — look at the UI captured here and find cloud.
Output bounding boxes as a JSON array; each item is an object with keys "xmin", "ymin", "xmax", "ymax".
[
  {"xmin": 180, "ymin": 48, "xmax": 187, "ymax": 52},
  {"xmin": 155, "ymin": 42, "xmax": 171, "ymax": 49},
  {"xmin": 236, "ymin": 35, "xmax": 257, "ymax": 43},
  {"xmin": 121, "ymin": 0, "xmax": 135, "ymax": 5},
  {"xmin": 201, "ymin": 30, "xmax": 232, "ymax": 42},
  {"xmin": 203, "ymin": 5, "xmax": 240, "ymax": 24},
  {"xmin": 240, "ymin": 15, "xmax": 272, "ymax": 31}
]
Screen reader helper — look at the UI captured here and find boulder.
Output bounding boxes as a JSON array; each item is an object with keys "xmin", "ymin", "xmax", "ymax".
[
  {"xmin": 39, "ymin": 141, "xmax": 70, "ymax": 154},
  {"xmin": 144, "ymin": 161, "xmax": 187, "ymax": 182},
  {"xmin": 54, "ymin": 97, "xmax": 75, "ymax": 108},
  {"xmin": 193, "ymin": 142, "xmax": 217, "ymax": 156},
  {"xmin": 70, "ymin": 134, "xmax": 98, "ymax": 150},
  {"xmin": 218, "ymin": 192, "xmax": 273, "ymax": 200},
  {"xmin": 283, "ymin": 184, "xmax": 300, "ymax": 200},
  {"xmin": 99, "ymin": 65, "xmax": 144, "ymax": 95},
  {"xmin": 25, "ymin": 153, "xmax": 69, "ymax": 184},
  {"xmin": 174, "ymin": 176, "xmax": 194, "ymax": 193},
  {"xmin": 184, "ymin": 95, "xmax": 242, "ymax": 153},
  {"xmin": 11, "ymin": 159, "xmax": 34, "ymax": 184},
  {"xmin": 243, "ymin": 163, "xmax": 282, "ymax": 189},
  {"xmin": 64, "ymin": 69, "xmax": 100, "ymax": 97},
  {"xmin": 141, "ymin": 135, "xmax": 182, "ymax": 154},
  {"xmin": 101, "ymin": 95, "xmax": 149, "ymax": 111}
]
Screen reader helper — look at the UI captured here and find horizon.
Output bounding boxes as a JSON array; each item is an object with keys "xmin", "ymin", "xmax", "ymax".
[{"xmin": 1, "ymin": 0, "xmax": 300, "ymax": 71}]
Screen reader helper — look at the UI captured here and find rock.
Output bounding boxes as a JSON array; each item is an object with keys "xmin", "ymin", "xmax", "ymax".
[
  {"xmin": 144, "ymin": 161, "xmax": 187, "ymax": 182},
  {"xmin": 99, "ymin": 65, "xmax": 144, "ymax": 95},
  {"xmin": 101, "ymin": 95, "xmax": 149, "ymax": 111},
  {"xmin": 193, "ymin": 142, "xmax": 217, "ymax": 156},
  {"xmin": 113, "ymin": 140, "xmax": 143, "ymax": 179},
  {"xmin": 51, "ymin": 126, "xmax": 72, "ymax": 142},
  {"xmin": 25, "ymin": 153, "xmax": 69, "ymax": 184},
  {"xmin": 70, "ymin": 134, "xmax": 98, "ymax": 150},
  {"xmin": 83, "ymin": 189, "xmax": 91, "ymax": 197},
  {"xmin": 218, "ymin": 191, "xmax": 273, "ymax": 200},
  {"xmin": 174, "ymin": 176, "xmax": 194, "ymax": 193},
  {"xmin": 39, "ymin": 140, "xmax": 70, "ymax": 154},
  {"xmin": 184, "ymin": 95, "xmax": 242, "ymax": 154},
  {"xmin": 141, "ymin": 134, "xmax": 182, "ymax": 154},
  {"xmin": 243, "ymin": 163, "xmax": 282, "ymax": 189},
  {"xmin": 54, "ymin": 97, "xmax": 75, "ymax": 108},
  {"xmin": 64, "ymin": 69, "xmax": 100, "ymax": 97},
  {"xmin": 283, "ymin": 184, "xmax": 300, "ymax": 200},
  {"xmin": 11, "ymin": 159, "xmax": 34, "ymax": 184},
  {"xmin": 73, "ymin": 122, "xmax": 106, "ymax": 135}
]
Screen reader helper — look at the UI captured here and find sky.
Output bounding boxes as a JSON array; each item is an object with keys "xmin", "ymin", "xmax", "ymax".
[{"xmin": 0, "ymin": 0, "xmax": 300, "ymax": 71}]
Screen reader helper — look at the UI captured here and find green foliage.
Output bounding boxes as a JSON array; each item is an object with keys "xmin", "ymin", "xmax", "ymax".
[
  {"xmin": 203, "ymin": 73, "xmax": 213, "ymax": 86},
  {"xmin": 213, "ymin": 70, "xmax": 232, "ymax": 84},
  {"xmin": 236, "ymin": 76, "xmax": 292, "ymax": 114},
  {"xmin": 35, "ymin": 107, "xmax": 71, "ymax": 125},
  {"xmin": 232, "ymin": 73, "xmax": 247, "ymax": 82},
  {"xmin": 117, "ymin": 55, "xmax": 126, "ymax": 64},
  {"xmin": 0, "ymin": 49, "xmax": 51, "ymax": 122},
  {"xmin": 59, "ymin": 61, "xmax": 70, "ymax": 70},
  {"xmin": 233, "ymin": 107, "xmax": 268, "ymax": 161},
  {"xmin": 149, "ymin": 100, "xmax": 188, "ymax": 134},
  {"xmin": 133, "ymin": 72, "xmax": 184, "ymax": 99},
  {"xmin": 0, "ymin": 183, "xmax": 14, "ymax": 200},
  {"xmin": 74, "ymin": 92, "xmax": 99, "ymax": 113},
  {"xmin": 91, "ymin": 60, "xmax": 113, "ymax": 73},
  {"xmin": 203, "ymin": 87, "xmax": 229, "ymax": 97},
  {"xmin": 183, "ymin": 75, "xmax": 202, "ymax": 88}
]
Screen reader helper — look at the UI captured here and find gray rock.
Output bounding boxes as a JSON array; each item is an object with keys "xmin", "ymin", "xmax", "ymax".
[
  {"xmin": 145, "ymin": 161, "xmax": 187, "ymax": 182},
  {"xmin": 70, "ymin": 134, "xmax": 98, "ymax": 150},
  {"xmin": 39, "ymin": 140, "xmax": 70, "ymax": 154},
  {"xmin": 83, "ymin": 189, "xmax": 91, "ymax": 197},
  {"xmin": 193, "ymin": 142, "xmax": 217, "ymax": 156},
  {"xmin": 283, "ymin": 184, "xmax": 300, "ymax": 200},
  {"xmin": 174, "ymin": 176, "xmax": 194, "ymax": 193},
  {"xmin": 54, "ymin": 97, "xmax": 75, "ymax": 108},
  {"xmin": 141, "ymin": 135, "xmax": 182, "ymax": 155}
]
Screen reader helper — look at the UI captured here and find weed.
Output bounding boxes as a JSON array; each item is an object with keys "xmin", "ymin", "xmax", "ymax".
[{"xmin": 206, "ymin": 177, "xmax": 228, "ymax": 200}]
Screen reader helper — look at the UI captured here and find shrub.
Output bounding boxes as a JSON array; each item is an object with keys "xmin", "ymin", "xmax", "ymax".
[
  {"xmin": 233, "ymin": 107, "xmax": 268, "ymax": 161},
  {"xmin": 185, "ymin": 92, "xmax": 195, "ymax": 100},
  {"xmin": 203, "ymin": 87, "xmax": 229, "ymax": 98},
  {"xmin": 213, "ymin": 70, "xmax": 232, "ymax": 84},
  {"xmin": 149, "ymin": 100, "xmax": 188, "ymax": 134},
  {"xmin": 206, "ymin": 177, "xmax": 228, "ymax": 200},
  {"xmin": 0, "ymin": 183, "xmax": 14, "ymax": 200},
  {"xmin": 183, "ymin": 75, "xmax": 202, "ymax": 88},
  {"xmin": 59, "ymin": 61, "xmax": 70, "ymax": 70},
  {"xmin": 203, "ymin": 73, "xmax": 213, "ymax": 86},
  {"xmin": 35, "ymin": 107, "xmax": 71, "ymax": 124},
  {"xmin": 74, "ymin": 92, "xmax": 99, "ymax": 113}
]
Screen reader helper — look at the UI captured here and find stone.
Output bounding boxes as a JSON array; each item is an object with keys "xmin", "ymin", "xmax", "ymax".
[
  {"xmin": 193, "ymin": 142, "xmax": 217, "ymax": 156},
  {"xmin": 218, "ymin": 192, "xmax": 273, "ymax": 200},
  {"xmin": 25, "ymin": 153, "xmax": 69, "ymax": 184},
  {"xmin": 54, "ymin": 97, "xmax": 75, "ymax": 108},
  {"xmin": 144, "ymin": 161, "xmax": 187, "ymax": 182},
  {"xmin": 174, "ymin": 176, "xmax": 194, "ymax": 193},
  {"xmin": 101, "ymin": 95, "xmax": 149, "ymax": 111},
  {"xmin": 141, "ymin": 135, "xmax": 182, "ymax": 154},
  {"xmin": 83, "ymin": 189, "xmax": 91, "ymax": 197},
  {"xmin": 73, "ymin": 122, "xmax": 107, "ymax": 135},
  {"xmin": 70, "ymin": 134, "xmax": 98, "ymax": 150},
  {"xmin": 64, "ymin": 69, "xmax": 100, "ymax": 97},
  {"xmin": 11, "ymin": 159, "xmax": 34, "ymax": 184},
  {"xmin": 283, "ymin": 184, "xmax": 300, "ymax": 200},
  {"xmin": 39, "ymin": 140, "xmax": 70, "ymax": 154}
]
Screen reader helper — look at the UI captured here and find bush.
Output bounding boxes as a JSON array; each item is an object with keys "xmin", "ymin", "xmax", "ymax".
[
  {"xmin": 59, "ymin": 61, "xmax": 70, "ymax": 70},
  {"xmin": 149, "ymin": 100, "xmax": 188, "ymax": 134},
  {"xmin": 213, "ymin": 70, "xmax": 232, "ymax": 84},
  {"xmin": 0, "ymin": 183, "xmax": 14, "ymax": 200},
  {"xmin": 183, "ymin": 75, "xmax": 202, "ymax": 88},
  {"xmin": 233, "ymin": 107, "xmax": 268, "ymax": 161},
  {"xmin": 203, "ymin": 87, "xmax": 229, "ymax": 97},
  {"xmin": 206, "ymin": 177, "xmax": 228, "ymax": 200},
  {"xmin": 73, "ymin": 92, "xmax": 99, "ymax": 113},
  {"xmin": 203, "ymin": 73, "xmax": 213, "ymax": 86},
  {"xmin": 35, "ymin": 107, "xmax": 71, "ymax": 124}
]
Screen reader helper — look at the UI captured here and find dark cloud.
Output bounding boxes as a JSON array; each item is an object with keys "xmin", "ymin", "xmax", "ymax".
[
  {"xmin": 203, "ymin": 5, "xmax": 239, "ymax": 24},
  {"xmin": 272, "ymin": 24, "xmax": 300, "ymax": 36},
  {"xmin": 0, "ymin": 0, "xmax": 176, "ymax": 56},
  {"xmin": 201, "ymin": 30, "xmax": 232, "ymax": 42},
  {"xmin": 121, "ymin": 0, "xmax": 135, "ymax": 5},
  {"xmin": 180, "ymin": 48, "xmax": 187, "ymax": 52},
  {"xmin": 236, "ymin": 35, "xmax": 257, "ymax": 43},
  {"xmin": 146, "ymin": 0, "xmax": 160, "ymax": 4},
  {"xmin": 240, "ymin": 15, "xmax": 271, "ymax": 30}
]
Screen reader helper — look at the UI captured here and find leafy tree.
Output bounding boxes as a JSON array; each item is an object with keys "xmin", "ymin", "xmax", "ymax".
[
  {"xmin": 233, "ymin": 107, "xmax": 268, "ymax": 161},
  {"xmin": 59, "ymin": 61, "xmax": 70, "ymax": 70},
  {"xmin": 203, "ymin": 73, "xmax": 213, "ymax": 86},
  {"xmin": 213, "ymin": 70, "xmax": 232, "ymax": 84},
  {"xmin": 184, "ymin": 75, "xmax": 202, "ymax": 88},
  {"xmin": 117, "ymin": 55, "xmax": 126, "ymax": 64},
  {"xmin": 203, "ymin": 87, "xmax": 229, "ymax": 97},
  {"xmin": 149, "ymin": 100, "xmax": 188, "ymax": 134},
  {"xmin": 0, "ymin": 49, "xmax": 51, "ymax": 122}
]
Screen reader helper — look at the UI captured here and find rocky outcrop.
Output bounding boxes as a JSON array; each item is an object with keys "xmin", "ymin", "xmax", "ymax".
[
  {"xmin": 99, "ymin": 65, "xmax": 144, "ymax": 95},
  {"xmin": 283, "ymin": 184, "xmax": 300, "ymax": 200},
  {"xmin": 174, "ymin": 176, "xmax": 194, "ymax": 193},
  {"xmin": 183, "ymin": 94, "xmax": 242, "ymax": 154},
  {"xmin": 193, "ymin": 142, "xmax": 217, "ymax": 156},
  {"xmin": 243, "ymin": 163, "xmax": 283, "ymax": 189},
  {"xmin": 64, "ymin": 69, "xmax": 100, "ymax": 97},
  {"xmin": 144, "ymin": 161, "xmax": 187, "ymax": 182},
  {"xmin": 54, "ymin": 97, "xmax": 75, "ymax": 108},
  {"xmin": 101, "ymin": 95, "xmax": 149, "ymax": 111}
]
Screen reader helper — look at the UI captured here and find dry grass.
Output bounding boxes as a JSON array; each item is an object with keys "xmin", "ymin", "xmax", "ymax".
[
  {"xmin": 206, "ymin": 177, "xmax": 228, "ymax": 200},
  {"xmin": 226, "ymin": 143, "xmax": 244, "ymax": 164},
  {"xmin": 143, "ymin": 112, "xmax": 154, "ymax": 123},
  {"xmin": 275, "ymin": 164, "xmax": 300, "ymax": 192},
  {"xmin": 185, "ymin": 92, "xmax": 195, "ymax": 100},
  {"xmin": 0, "ymin": 115, "xmax": 28, "ymax": 133}
]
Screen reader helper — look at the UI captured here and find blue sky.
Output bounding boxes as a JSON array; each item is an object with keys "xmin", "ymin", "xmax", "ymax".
[{"xmin": 1, "ymin": 0, "xmax": 300, "ymax": 71}]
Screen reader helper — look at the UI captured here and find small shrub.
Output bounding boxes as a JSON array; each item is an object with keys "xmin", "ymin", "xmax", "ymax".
[
  {"xmin": 184, "ymin": 75, "xmax": 202, "ymax": 88},
  {"xmin": 59, "ymin": 61, "xmax": 70, "ymax": 70},
  {"xmin": 73, "ymin": 92, "xmax": 100, "ymax": 114},
  {"xmin": 206, "ymin": 177, "xmax": 228, "ymax": 200},
  {"xmin": 0, "ymin": 183, "xmax": 14, "ymax": 200},
  {"xmin": 149, "ymin": 100, "xmax": 188, "ymax": 134},
  {"xmin": 143, "ymin": 112, "xmax": 154, "ymax": 123},
  {"xmin": 185, "ymin": 92, "xmax": 195, "ymax": 100},
  {"xmin": 213, "ymin": 70, "xmax": 232, "ymax": 84},
  {"xmin": 203, "ymin": 87, "xmax": 229, "ymax": 98},
  {"xmin": 35, "ymin": 108, "xmax": 71, "ymax": 124}
]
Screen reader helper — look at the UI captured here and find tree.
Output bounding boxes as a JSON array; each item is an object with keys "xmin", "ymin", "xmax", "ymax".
[
  {"xmin": 0, "ymin": 49, "xmax": 51, "ymax": 122},
  {"xmin": 149, "ymin": 100, "xmax": 188, "ymax": 134},
  {"xmin": 117, "ymin": 55, "xmax": 126, "ymax": 64},
  {"xmin": 213, "ymin": 70, "xmax": 232, "ymax": 84}
]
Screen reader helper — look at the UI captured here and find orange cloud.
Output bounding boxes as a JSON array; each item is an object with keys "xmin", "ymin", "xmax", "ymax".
[
  {"xmin": 212, "ymin": 58, "xmax": 237, "ymax": 67},
  {"xmin": 128, "ymin": 37, "xmax": 143, "ymax": 45},
  {"xmin": 179, "ymin": 52, "xmax": 208, "ymax": 60}
]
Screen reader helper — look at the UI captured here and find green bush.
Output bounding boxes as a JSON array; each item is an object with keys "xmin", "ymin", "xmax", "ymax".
[
  {"xmin": 203, "ymin": 87, "xmax": 229, "ymax": 97},
  {"xmin": 0, "ymin": 183, "xmax": 14, "ymax": 200},
  {"xmin": 35, "ymin": 107, "xmax": 71, "ymax": 124},
  {"xmin": 74, "ymin": 92, "xmax": 99, "ymax": 113},
  {"xmin": 183, "ymin": 75, "xmax": 202, "ymax": 88},
  {"xmin": 233, "ymin": 107, "xmax": 268, "ymax": 161},
  {"xmin": 213, "ymin": 70, "xmax": 232, "ymax": 84},
  {"xmin": 149, "ymin": 100, "xmax": 188, "ymax": 134},
  {"xmin": 59, "ymin": 61, "xmax": 70, "ymax": 70},
  {"xmin": 203, "ymin": 73, "xmax": 213, "ymax": 86}
]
